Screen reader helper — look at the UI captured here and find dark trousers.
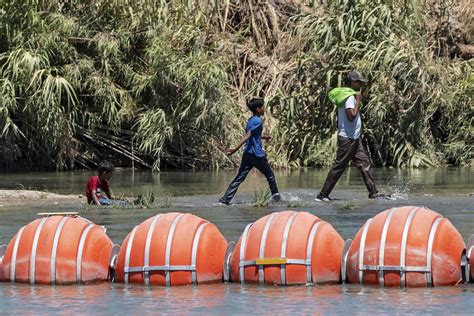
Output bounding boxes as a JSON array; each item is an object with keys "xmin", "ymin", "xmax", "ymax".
[
  {"xmin": 220, "ymin": 153, "xmax": 279, "ymax": 203},
  {"xmin": 320, "ymin": 136, "xmax": 377, "ymax": 196}
]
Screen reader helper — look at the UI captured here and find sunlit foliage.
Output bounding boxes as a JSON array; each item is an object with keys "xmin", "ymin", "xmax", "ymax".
[{"xmin": 0, "ymin": 0, "xmax": 471, "ymax": 170}]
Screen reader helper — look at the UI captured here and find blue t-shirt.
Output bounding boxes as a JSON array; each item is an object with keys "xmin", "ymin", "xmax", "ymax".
[{"xmin": 243, "ymin": 116, "xmax": 265, "ymax": 157}]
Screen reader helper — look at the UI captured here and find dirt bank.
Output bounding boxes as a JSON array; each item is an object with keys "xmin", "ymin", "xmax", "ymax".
[{"xmin": 0, "ymin": 190, "xmax": 83, "ymax": 207}]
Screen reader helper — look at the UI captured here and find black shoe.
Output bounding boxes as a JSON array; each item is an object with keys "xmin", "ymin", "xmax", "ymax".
[
  {"xmin": 218, "ymin": 198, "xmax": 230, "ymax": 205},
  {"xmin": 316, "ymin": 193, "xmax": 332, "ymax": 202},
  {"xmin": 368, "ymin": 192, "xmax": 391, "ymax": 200},
  {"xmin": 272, "ymin": 193, "xmax": 282, "ymax": 202}
]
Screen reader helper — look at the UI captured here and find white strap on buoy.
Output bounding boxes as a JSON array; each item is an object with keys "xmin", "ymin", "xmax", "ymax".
[
  {"xmin": 280, "ymin": 212, "xmax": 298, "ymax": 285},
  {"xmin": 399, "ymin": 207, "xmax": 419, "ymax": 287},
  {"xmin": 191, "ymin": 222, "xmax": 208, "ymax": 285},
  {"xmin": 305, "ymin": 221, "xmax": 322, "ymax": 284},
  {"xmin": 50, "ymin": 216, "xmax": 69, "ymax": 284},
  {"xmin": 378, "ymin": 208, "xmax": 396, "ymax": 287},
  {"xmin": 124, "ymin": 225, "xmax": 139, "ymax": 284},
  {"xmin": 239, "ymin": 223, "xmax": 252, "ymax": 284},
  {"xmin": 258, "ymin": 213, "xmax": 277, "ymax": 284},
  {"xmin": 29, "ymin": 217, "xmax": 48, "ymax": 284},
  {"xmin": 358, "ymin": 218, "xmax": 373, "ymax": 285},
  {"xmin": 143, "ymin": 214, "xmax": 163, "ymax": 285},
  {"xmin": 425, "ymin": 217, "xmax": 443, "ymax": 286},
  {"xmin": 10, "ymin": 227, "xmax": 25, "ymax": 282},
  {"xmin": 76, "ymin": 223, "xmax": 95, "ymax": 284},
  {"xmin": 164, "ymin": 214, "xmax": 185, "ymax": 286}
]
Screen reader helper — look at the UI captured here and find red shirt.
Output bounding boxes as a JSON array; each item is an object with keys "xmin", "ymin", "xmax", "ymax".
[{"xmin": 85, "ymin": 175, "xmax": 110, "ymax": 204}]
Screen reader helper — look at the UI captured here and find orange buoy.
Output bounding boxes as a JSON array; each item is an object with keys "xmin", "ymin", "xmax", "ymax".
[
  {"xmin": 228, "ymin": 210, "xmax": 343, "ymax": 285},
  {"xmin": 0, "ymin": 215, "xmax": 113, "ymax": 284},
  {"xmin": 114, "ymin": 212, "xmax": 228, "ymax": 286},
  {"xmin": 344, "ymin": 206, "xmax": 465, "ymax": 287}
]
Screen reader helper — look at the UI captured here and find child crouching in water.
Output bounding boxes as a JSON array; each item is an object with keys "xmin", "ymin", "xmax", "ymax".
[
  {"xmin": 86, "ymin": 161, "xmax": 119, "ymax": 205},
  {"xmin": 218, "ymin": 98, "xmax": 281, "ymax": 205}
]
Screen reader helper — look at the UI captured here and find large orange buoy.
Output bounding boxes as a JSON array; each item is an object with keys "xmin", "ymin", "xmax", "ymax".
[
  {"xmin": 228, "ymin": 211, "xmax": 343, "ymax": 285},
  {"xmin": 0, "ymin": 215, "xmax": 113, "ymax": 284},
  {"xmin": 345, "ymin": 206, "xmax": 465, "ymax": 287},
  {"xmin": 114, "ymin": 212, "xmax": 228, "ymax": 286}
]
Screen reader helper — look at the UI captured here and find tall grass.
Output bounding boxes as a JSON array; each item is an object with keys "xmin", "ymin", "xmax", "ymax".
[
  {"xmin": 272, "ymin": 0, "xmax": 472, "ymax": 167},
  {"xmin": 0, "ymin": 0, "xmax": 471, "ymax": 170}
]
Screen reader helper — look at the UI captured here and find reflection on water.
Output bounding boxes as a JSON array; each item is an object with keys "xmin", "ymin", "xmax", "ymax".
[
  {"xmin": 1, "ymin": 283, "xmax": 474, "ymax": 314},
  {"xmin": 0, "ymin": 167, "xmax": 472, "ymax": 313},
  {"xmin": 0, "ymin": 167, "xmax": 472, "ymax": 197}
]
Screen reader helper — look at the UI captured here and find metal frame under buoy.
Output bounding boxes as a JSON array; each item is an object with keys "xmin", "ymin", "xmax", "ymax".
[{"xmin": 463, "ymin": 234, "xmax": 474, "ymax": 283}]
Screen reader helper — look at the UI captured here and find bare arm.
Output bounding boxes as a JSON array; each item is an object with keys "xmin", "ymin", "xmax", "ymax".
[
  {"xmin": 91, "ymin": 190, "xmax": 101, "ymax": 205},
  {"xmin": 227, "ymin": 131, "xmax": 252, "ymax": 155},
  {"xmin": 346, "ymin": 93, "xmax": 362, "ymax": 122}
]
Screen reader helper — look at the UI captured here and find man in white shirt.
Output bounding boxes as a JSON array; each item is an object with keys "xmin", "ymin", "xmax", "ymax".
[{"xmin": 317, "ymin": 71, "xmax": 386, "ymax": 201}]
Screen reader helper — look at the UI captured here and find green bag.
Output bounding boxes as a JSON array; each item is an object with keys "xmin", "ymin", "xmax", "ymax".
[{"xmin": 328, "ymin": 87, "xmax": 358, "ymax": 108}]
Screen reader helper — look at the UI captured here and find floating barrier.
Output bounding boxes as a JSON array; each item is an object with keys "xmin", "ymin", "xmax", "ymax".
[
  {"xmin": 0, "ymin": 207, "xmax": 471, "ymax": 288},
  {"xmin": 114, "ymin": 212, "xmax": 228, "ymax": 286},
  {"xmin": 0, "ymin": 214, "xmax": 113, "ymax": 284},
  {"xmin": 227, "ymin": 211, "xmax": 343, "ymax": 285},
  {"xmin": 344, "ymin": 206, "xmax": 465, "ymax": 287}
]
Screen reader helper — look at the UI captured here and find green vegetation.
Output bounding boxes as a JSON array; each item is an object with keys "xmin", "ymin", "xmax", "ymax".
[
  {"xmin": 337, "ymin": 201, "xmax": 357, "ymax": 211},
  {"xmin": 133, "ymin": 191, "xmax": 155, "ymax": 208},
  {"xmin": 0, "ymin": 1, "xmax": 472, "ymax": 171},
  {"xmin": 253, "ymin": 188, "xmax": 271, "ymax": 207},
  {"xmin": 286, "ymin": 200, "xmax": 310, "ymax": 208}
]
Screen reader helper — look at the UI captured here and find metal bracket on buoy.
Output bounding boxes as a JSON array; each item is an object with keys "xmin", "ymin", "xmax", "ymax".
[
  {"xmin": 223, "ymin": 241, "xmax": 235, "ymax": 283},
  {"xmin": 461, "ymin": 251, "xmax": 469, "ymax": 283},
  {"xmin": 108, "ymin": 244, "xmax": 121, "ymax": 282},
  {"xmin": 109, "ymin": 244, "xmax": 121, "ymax": 269},
  {"xmin": 341, "ymin": 239, "xmax": 352, "ymax": 284},
  {"xmin": 37, "ymin": 212, "xmax": 79, "ymax": 217},
  {"xmin": 465, "ymin": 234, "xmax": 474, "ymax": 283}
]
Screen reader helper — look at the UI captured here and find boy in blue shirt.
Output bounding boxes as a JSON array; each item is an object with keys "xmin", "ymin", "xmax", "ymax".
[{"xmin": 218, "ymin": 98, "xmax": 281, "ymax": 205}]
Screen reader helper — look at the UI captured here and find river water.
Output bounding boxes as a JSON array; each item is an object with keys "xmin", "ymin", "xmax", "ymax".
[{"xmin": 0, "ymin": 167, "xmax": 472, "ymax": 314}]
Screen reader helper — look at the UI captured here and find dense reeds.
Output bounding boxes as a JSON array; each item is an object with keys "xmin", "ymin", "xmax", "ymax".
[{"xmin": 0, "ymin": 0, "xmax": 472, "ymax": 170}]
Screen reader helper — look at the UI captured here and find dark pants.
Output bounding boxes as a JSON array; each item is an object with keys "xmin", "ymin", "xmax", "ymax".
[
  {"xmin": 320, "ymin": 136, "xmax": 377, "ymax": 196},
  {"xmin": 220, "ymin": 153, "xmax": 279, "ymax": 203}
]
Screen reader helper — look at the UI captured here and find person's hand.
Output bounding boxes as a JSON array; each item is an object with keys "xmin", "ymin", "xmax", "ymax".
[
  {"xmin": 356, "ymin": 93, "xmax": 362, "ymax": 103},
  {"xmin": 226, "ymin": 148, "xmax": 236, "ymax": 156}
]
